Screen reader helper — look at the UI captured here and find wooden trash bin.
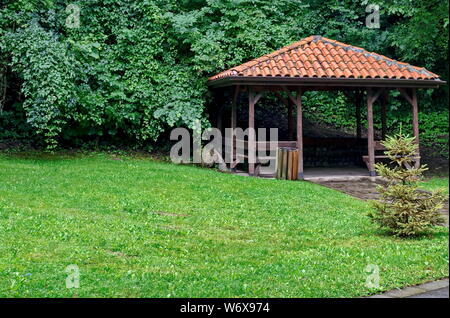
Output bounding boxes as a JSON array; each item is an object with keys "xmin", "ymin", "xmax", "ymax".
[{"xmin": 276, "ymin": 147, "xmax": 299, "ymax": 180}]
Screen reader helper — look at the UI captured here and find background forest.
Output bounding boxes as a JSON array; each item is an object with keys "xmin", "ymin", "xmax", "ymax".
[{"xmin": 0, "ymin": 0, "xmax": 448, "ymax": 160}]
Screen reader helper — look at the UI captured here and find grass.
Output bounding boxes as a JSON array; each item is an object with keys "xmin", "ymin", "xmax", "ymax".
[
  {"xmin": 421, "ymin": 176, "xmax": 449, "ymax": 195},
  {"xmin": 0, "ymin": 152, "xmax": 448, "ymax": 298}
]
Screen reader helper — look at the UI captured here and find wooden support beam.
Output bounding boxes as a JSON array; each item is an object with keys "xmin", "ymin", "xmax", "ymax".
[
  {"xmin": 398, "ymin": 88, "xmax": 413, "ymax": 105},
  {"xmin": 281, "ymin": 86, "xmax": 297, "ymax": 105},
  {"xmin": 248, "ymin": 88, "xmax": 256, "ymax": 176},
  {"xmin": 410, "ymin": 88, "xmax": 420, "ymax": 167},
  {"xmin": 367, "ymin": 88, "xmax": 376, "ymax": 177},
  {"xmin": 398, "ymin": 87, "xmax": 421, "ymax": 167},
  {"xmin": 253, "ymin": 91, "xmax": 264, "ymax": 105},
  {"xmin": 280, "ymin": 87, "xmax": 304, "ymax": 178},
  {"xmin": 368, "ymin": 87, "xmax": 383, "ymax": 105},
  {"xmin": 230, "ymin": 85, "xmax": 239, "ymax": 170},
  {"xmin": 295, "ymin": 89, "xmax": 304, "ymax": 179},
  {"xmin": 355, "ymin": 91, "xmax": 362, "ymax": 139}
]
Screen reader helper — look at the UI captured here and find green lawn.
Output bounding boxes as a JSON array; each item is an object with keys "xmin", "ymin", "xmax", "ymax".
[
  {"xmin": 0, "ymin": 152, "xmax": 448, "ymax": 298},
  {"xmin": 421, "ymin": 177, "xmax": 449, "ymax": 195}
]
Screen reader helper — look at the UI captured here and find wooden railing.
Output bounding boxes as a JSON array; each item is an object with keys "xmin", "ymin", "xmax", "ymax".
[{"xmin": 223, "ymin": 138, "xmax": 296, "ymax": 159}]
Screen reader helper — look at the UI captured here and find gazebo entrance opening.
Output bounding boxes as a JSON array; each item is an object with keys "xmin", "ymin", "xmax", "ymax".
[
  {"xmin": 212, "ymin": 86, "xmax": 422, "ymax": 179},
  {"xmin": 208, "ymin": 36, "xmax": 445, "ymax": 179}
]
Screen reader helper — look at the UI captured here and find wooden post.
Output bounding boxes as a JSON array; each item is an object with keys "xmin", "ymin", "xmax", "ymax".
[
  {"xmin": 276, "ymin": 148, "xmax": 299, "ymax": 180},
  {"xmin": 281, "ymin": 149, "xmax": 288, "ymax": 179},
  {"xmin": 287, "ymin": 150, "xmax": 293, "ymax": 180},
  {"xmin": 398, "ymin": 88, "xmax": 421, "ymax": 167},
  {"xmin": 248, "ymin": 88, "xmax": 256, "ymax": 176},
  {"xmin": 230, "ymin": 86, "xmax": 238, "ymax": 170},
  {"xmin": 381, "ymin": 91, "xmax": 388, "ymax": 140},
  {"xmin": 355, "ymin": 91, "xmax": 362, "ymax": 139},
  {"xmin": 367, "ymin": 88, "xmax": 376, "ymax": 177},
  {"xmin": 276, "ymin": 148, "xmax": 282, "ymax": 179},
  {"xmin": 411, "ymin": 88, "xmax": 420, "ymax": 166},
  {"xmin": 292, "ymin": 149, "xmax": 299, "ymax": 179},
  {"xmin": 296, "ymin": 89, "xmax": 304, "ymax": 179}
]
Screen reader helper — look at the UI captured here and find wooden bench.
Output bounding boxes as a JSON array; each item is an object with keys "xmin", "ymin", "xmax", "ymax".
[
  {"xmin": 362, "ymin": 141, "xmax": 420, "ymax": 170},
  {"xmin": 362, "ymin": 141, "xmax": 388, "ymax": 169}
]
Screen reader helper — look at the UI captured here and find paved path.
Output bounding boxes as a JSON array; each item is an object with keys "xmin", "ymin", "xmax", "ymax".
[
  {"xmin": 408, "ymin": 287, "xmax": 448, "ymax": 298},
  {"xmin": 368, "ymin": 279, "xmax": 449, "ymax": 298}
]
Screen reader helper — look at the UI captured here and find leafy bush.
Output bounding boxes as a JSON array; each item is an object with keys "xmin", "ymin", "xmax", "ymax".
[
  {"xmin": 369, "ymin": 133, "xmax": 447, "ymax": 236},
  {"xmin": 418, "ymin": 111, "xmax": 449, "ymax": 158},
  {"xmin": 0, "ymin": 1, "xmax": 448, "ymax": 153}
]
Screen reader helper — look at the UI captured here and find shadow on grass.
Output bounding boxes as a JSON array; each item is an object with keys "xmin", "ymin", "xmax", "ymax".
[
  {"xmin": 0, "ymin": 149, "xmax": 172, "ymax": 162},
  {"xmin": 371, "ymin": 226, "xmax": 448, "ymax": 241}
]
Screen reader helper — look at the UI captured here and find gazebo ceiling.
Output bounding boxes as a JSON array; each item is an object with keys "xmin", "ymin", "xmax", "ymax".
[{"xmin": 208, "ymin": 36, "xmax": 445, "ymax": 88}]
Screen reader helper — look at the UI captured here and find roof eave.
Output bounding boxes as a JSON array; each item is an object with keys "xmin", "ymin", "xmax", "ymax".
[{"xmin": 207, "ymin": 76, "xmax": 446, "ymax": 89}]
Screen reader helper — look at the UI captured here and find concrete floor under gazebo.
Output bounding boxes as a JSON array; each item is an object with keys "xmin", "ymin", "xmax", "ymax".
[
  {"xmin": 234, "ymin": 167, "xmax": 382, "ymax": 182},
  {"xmin": 208, "ymin": 36, "xmax": 446, "ymax": 179},
  {"xmin": 303, "ymin": 167, "xmax": 379, "ymax": 182}
]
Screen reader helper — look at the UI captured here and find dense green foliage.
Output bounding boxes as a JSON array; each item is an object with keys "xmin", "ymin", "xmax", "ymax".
[
  {"xmin": 369, "ymin": 134, "xmax": 447, "ymax": 236},
  {"xmin": 0, "ymin": 152, "xmax": 448, "ymax": 297},
  {"xmin": 0, "ymin": 0, "xmax": 448, "ymax": 153}
]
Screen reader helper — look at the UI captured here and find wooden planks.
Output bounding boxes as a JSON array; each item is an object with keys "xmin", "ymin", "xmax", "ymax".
[
  {"xmin": 296, "ymin": 89, "xmax": 304, "ymax": 179},
  {"xmin": 276, "ymin": 147, "xmax": 299, "ymax": 180},
  {"xmin": 292, "ymin": 149, "xmax": 299, "ymax": 178},
  {"xmin": 248, "ymin": 89, "xmax": 255, "ymax": 176},
  {"xmin": 410, "ymin": 88, "xmax": 420, "ymax": 167},
  {"xmin": 367, "ymin": 88, "xmax": 376, "ymax": 177},
  {"xmin": 398, "ymin": 87, "xmax": 421, "ymax": 167}
]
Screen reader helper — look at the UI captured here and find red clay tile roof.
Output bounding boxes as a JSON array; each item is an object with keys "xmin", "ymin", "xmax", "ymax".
[{"xmin": 208, "ymin": 36, "xmax": 441, "ymax": 82}]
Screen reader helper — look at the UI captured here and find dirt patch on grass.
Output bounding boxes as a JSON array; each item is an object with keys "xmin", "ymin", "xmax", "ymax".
[{"xmin": 318, "ymin": 180, "xmax": 385, "ymax": 201}]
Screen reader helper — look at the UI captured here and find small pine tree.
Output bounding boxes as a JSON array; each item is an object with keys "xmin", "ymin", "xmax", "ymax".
[{"xmin": 368, "ymin": 133, "xmax": 447, "ymax": 237}]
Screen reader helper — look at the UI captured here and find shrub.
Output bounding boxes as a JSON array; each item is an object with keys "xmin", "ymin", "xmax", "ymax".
[
  {"xmin": 0, "ymin": 1, "xmax": 448, "ymax": 152},
  {"xmin": 368, "ymin": 133, "xmax": 447, "ymax": 236}
]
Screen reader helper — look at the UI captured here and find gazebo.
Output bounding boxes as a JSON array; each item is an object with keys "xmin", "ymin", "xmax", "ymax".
[{"xmin": 207, "ymin": 36, "xmax": 445, "ymax": 179}]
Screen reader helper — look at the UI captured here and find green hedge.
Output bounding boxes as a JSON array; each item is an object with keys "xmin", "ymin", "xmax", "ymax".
[{"xmin": 0, "ymin": 0, "xmax": 448, "ymax": 156}]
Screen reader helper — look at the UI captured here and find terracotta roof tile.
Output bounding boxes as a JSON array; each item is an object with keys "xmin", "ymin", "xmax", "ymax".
[
  {"xmin": 335, "ymin": 69, "xmax": 344, "ymax": 78},
  {"xmin": 299, "ymin": 67, "xmax": 308, "ymax": 77},
  {"xmin": 330, "ymin": 61, "xmax": 339, "ymax": 70},
  {"xmin": 325, "ymin": 68, "xmax": 335, "ymax": 77},
  {"xmin": 208, "ymin": 36, "xmax": 442, "ymax": 81},
  {"xmin": 352, "ymin": 69, "xmax": 362, "ymax": 78},
  {"xmin": 385, "ymin": 69, "xmax": 395, "ymax": 78},
  {"xmin": 307, "ymin": 68, "xmax": 316, "ymax": 77},
  {"xmin": 360, "ymin": 69, "xmax": 370, "ymax": 78}
]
